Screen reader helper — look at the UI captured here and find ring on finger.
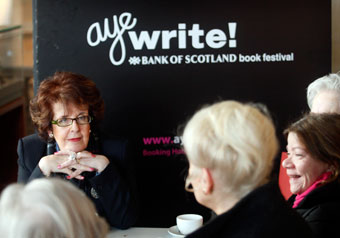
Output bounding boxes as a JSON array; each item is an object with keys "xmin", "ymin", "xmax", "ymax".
[
  {"xmin": 68, "ymin": 151, "xmax": 77, "ymax": 161},
  {"xmin": 75, "ymin": 152, "xmax": 81, "ymax": 163}
]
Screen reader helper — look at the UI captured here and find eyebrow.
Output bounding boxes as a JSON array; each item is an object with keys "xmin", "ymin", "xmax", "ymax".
[
  {"xmin": 77, "ymin": 112, "xmax": 88, "ymax": 115},
  {"xmin": 58, "ymin": 112, "xmax": 88, "ymax": 118},
  {"xmin": 288, "ymin": 147, "xmax": 306, "ymax": 151}
]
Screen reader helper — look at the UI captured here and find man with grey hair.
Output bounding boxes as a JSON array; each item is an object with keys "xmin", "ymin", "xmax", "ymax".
[{"xmin": 307, "ymin": 72, "xmax": 340, "ymax": 113}]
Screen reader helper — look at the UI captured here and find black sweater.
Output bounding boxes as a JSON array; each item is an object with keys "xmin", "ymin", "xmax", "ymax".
[
  {"xmin": 17, "ymin": 134, "xmax": 138, "ymax": 229},
  {"xmin": 186, "ymin": 182, "xmax": 313, "ymax": 238},
  {"xmin": 288, "ymin": 180, "xmax": 340, "ymax": 238}
]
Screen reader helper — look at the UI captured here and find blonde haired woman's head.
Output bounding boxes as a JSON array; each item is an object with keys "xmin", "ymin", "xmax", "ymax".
[
  {"xmin": 183, "ymin": 101, "xmax": 278, "ymax": 201},
  {"xmin": 0, "ymin": 178, "xmax": 109, "ymax": 238}
]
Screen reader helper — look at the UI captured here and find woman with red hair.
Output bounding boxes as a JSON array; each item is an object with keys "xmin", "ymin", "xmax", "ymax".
[{"xmin": 17, "ymin": 71, "xmax": 138, "ymax": 229}]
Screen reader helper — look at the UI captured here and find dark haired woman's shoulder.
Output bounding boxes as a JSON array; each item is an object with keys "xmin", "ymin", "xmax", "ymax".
[
  {"xmin": 20, "ymin": 134, "xmax": 47, "ymax": 147},
  {"xmin": 310, "ymin": 180, "xmax": 340, "ymax": 203},
  {"xmin": 18, "ymin": 134, "xmax": 47, "ymax": 160},
  {"xmin": 17, "ymin": 134, "xmax": 47, "ymax": 183}
]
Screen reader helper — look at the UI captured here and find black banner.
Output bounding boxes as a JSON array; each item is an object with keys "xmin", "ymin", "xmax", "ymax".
[{"xmin": 34, "ymin": 0, "xmax": 331, "ymax": 227}]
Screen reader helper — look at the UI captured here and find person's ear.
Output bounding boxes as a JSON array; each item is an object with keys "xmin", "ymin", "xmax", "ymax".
[
  {"xmin": 48, "ymin": 130, "xmax": 54, "ymax": 139},
  {"xmin": 201, "ymin": 168, "xmax": 214, "ymax": 194}
]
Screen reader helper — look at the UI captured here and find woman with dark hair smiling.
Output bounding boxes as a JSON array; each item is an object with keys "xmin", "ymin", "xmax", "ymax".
[
  {"xmin": 17, "ymin": 71, "xmax": 138, "ymax": 229},
  {"xmin": 283, "ymin": 113, "xmax": 340, "ymax": 237}
]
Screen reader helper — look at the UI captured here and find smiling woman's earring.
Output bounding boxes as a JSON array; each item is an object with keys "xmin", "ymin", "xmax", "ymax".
[{"xmin": 49, "ymin": 133, "xmax": 54, "ymax": 139}]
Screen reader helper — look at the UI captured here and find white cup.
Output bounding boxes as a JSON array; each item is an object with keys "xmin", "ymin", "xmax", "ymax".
[{"xmin": 176, "ymin": 214, "xmax": 203, "ymax": 235}]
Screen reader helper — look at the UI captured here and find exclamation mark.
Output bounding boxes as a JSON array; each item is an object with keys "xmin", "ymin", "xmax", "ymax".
[{"xmin": 228, "ymin": 22, "xmax": 237, "ymax": 48}]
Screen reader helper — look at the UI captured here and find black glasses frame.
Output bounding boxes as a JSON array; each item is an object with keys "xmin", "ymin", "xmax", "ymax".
[{"xmin": 51, "ymin": 116, "xmax": 92, "ymax": 127}]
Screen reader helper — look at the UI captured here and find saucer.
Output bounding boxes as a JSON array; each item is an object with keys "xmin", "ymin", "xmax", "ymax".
[{"xmin": 168, "ymin": 225, "xmax": 185, "ymax": 237}]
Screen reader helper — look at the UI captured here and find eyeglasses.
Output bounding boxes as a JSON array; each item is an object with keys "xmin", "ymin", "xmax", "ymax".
[{"xmin": 51, "ymin": 115, "xmax": 92, "ymax": 127}]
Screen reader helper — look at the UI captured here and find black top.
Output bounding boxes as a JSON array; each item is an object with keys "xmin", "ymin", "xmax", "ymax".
[
  {"xmin": 17, "ymin": 133, "xmax": 138, "ymax": 229},
  {"xmin": 186, "ymin": 182, "xmax": 313, "ymax": 238},
  {"xmin": 288, "ymin": 180, "xmax": 340, "ymax": 238}
]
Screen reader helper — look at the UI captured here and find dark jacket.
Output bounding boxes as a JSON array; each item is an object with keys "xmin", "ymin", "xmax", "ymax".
[
  {"xmin": 186, "ymin": 182, "xmax": 313, "ymax": 238},
  {"xmin": 288, "ymin": 180, "xmax": 340, "ymax": 238},
  {"xmin": 17, "ymin": 133, "xmax": 138, "ymax": 229}
]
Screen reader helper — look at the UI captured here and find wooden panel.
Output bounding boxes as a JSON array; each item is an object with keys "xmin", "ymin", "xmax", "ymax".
[{"xmin": 0, "ymin": 97, "xmax": 26, "ymax": 191}]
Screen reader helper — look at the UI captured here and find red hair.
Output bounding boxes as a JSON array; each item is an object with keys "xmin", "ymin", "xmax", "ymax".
[{"xmin": 30, "ymin": 72, "xmax": 104, "ymax": 141}]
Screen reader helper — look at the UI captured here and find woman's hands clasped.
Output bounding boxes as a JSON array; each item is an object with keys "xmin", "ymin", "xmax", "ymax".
[{"xmin": 38, "ymin": 150, "xmax": 110, "ymax": 180}]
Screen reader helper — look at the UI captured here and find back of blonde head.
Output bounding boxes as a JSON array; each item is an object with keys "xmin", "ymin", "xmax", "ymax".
[
  {"xmin": 0, "ymin": 178, "xmax": 109, "ymax": 238},
  {"xmin": 183, "ymin": 101, "xmax": 278, "ymax": 198}
]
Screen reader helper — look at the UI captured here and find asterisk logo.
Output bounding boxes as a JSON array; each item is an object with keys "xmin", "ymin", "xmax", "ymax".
[{"xmin": 129, "ymin": 56, "xmax": 141, "ymax": 65}]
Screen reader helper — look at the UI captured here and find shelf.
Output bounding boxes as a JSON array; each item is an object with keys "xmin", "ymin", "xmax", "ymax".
[{"xmin": 0, "ymin": 25, "xmax": 21, "ymax": 34}]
